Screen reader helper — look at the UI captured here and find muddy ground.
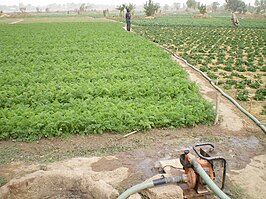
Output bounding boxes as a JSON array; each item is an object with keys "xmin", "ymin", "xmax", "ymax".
[{"xmin": 0, "ymin": 55, "xmax": 265, "ymax": 199}]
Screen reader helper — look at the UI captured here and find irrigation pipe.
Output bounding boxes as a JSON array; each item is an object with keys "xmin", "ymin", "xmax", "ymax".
[
  {"xmin": 160, "ymin": 46, "xmax": 266, "ymax": 134},
  {"xmin": 117, "ymin": 175, "xmax": 187, "ymax": 199},
  {"xmin": 188, "ymin": 153, "xmax": 231, "ymax": 199},
  {"xmin": 117, "ymin": 157, "xmax": 231, "ymax": 199}
]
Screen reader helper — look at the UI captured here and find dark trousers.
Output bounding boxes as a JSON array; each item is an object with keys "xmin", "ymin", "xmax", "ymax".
[{"xmin": 126, "ymin": 21, "xmax": 131, "ymax": 31}]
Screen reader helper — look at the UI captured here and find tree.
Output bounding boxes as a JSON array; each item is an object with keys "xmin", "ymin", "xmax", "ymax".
[
  {"xmin": 225, "ymin": 0, "xmax": 247, "ymax": 13},
  {"xmin": 19, "ymin": 3, "xmax": 26, "ymax": 13},
  {"xmin": 45, "ymin": 8, "xmax": 49, "ymax": 13},
  {"xmin": 19, "ymin": 7, "xmax": 26, "ymax": 13},
  {"xmin": 103, "ymin": 9, "xmax": 109, "ymax": 17},
  {"xmin": 211, "ymin": 2, "xmax": 220, "ymax": 12},
  {"xmin": 238, "ymin": 1, "xmax": 247, "ymax": 13},
  {"xmin": 116, "ymin": 4, "xmax": 126, "ymax": 16},
  {"xmin": 186, "ymin": 0, "xmax": 197, "ymax": 9},
  {"xmin": 254, "ymin": 0, "xmax": 266, "ymax": 13},
  {"xmin": 173, "ymin": 2, "xmax": 181, "ymax": 10},
  {"xmin": 255, "ymin": 0, "xmax": 260, "ymax": 7},
  {"xmin": 247, "ymin": 3, "xmax": 256, "ymax": 13},
  {"xmin": 79, "ymin": 3, "xmax": 86, "ymax": 12},
  {"xmin": 126, "ymin": 3, "xmax": 136, "ymax": 15},
  {"xmin": 78, "ymin": 3, "xmax": 90, "ymax": 12},
  {"xmin": 144, "ymin": 0, "xmax": 160, "ymax": 16},
  {"xmin": 255, "ymin": 0, "xmax": 261, "ymax": 13},
  {"xmin": 198, "ymin": 4, "xmax": 207, "ymax": 14},
  {"xmin": 163, "ymin": 4, "xmax": 170, "ymax": 11},
  {"xmin": 261, "ymin": 0, "xmax": 266, "ymax": 12}
]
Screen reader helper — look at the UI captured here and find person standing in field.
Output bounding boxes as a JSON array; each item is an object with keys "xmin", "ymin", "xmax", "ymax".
[
  {"xmin": 231, "ymin": 12, "xmax": 239, "ymax": 27},
  {"xmin": 125, "ymin": 8, "xmax": 131, "ymax": 31}
]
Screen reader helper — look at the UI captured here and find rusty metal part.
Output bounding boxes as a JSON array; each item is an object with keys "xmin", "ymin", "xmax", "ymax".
[
  {"xmin": 187, "ymin": 168, "xmax": 197, "ymax": 189},
  {"xmin": 193, "ymin": 143, "xmax": 227, "ymax": 190},
  {"xmin": 196, "ymin": 158, "xmax": 215, "ymax": 180}
]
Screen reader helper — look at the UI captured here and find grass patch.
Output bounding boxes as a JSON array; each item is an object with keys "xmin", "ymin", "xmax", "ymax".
[{"xmin": 0, "ymin": 176, "xmax": 8, "ymax": 186}]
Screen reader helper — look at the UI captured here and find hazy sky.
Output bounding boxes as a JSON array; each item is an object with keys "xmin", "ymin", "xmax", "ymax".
[{"xmin": 0, "ymin": 0, "xmax": 254, "ymax": 6}]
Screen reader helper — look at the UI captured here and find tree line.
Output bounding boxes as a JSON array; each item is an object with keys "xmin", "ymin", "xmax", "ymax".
[
  {"xmin": 115, "ymin": 0, "xmax": 266, "ymax": 17},
  {"xmin": 1, "ymin": 0, "xmax": 265, "ymax": 16}
]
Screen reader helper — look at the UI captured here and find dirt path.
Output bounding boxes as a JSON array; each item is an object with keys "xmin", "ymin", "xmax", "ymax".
[
  {"xmin": 0, "ymin": 54, "xmax": 265, "ymax": 198},
  {"xmin": 172, "ymin": 57, "xmax": 248, "ymax": 132},
  {"xmin": 9, "ymin": 19, "xmax": 24, "ymax": 24}
]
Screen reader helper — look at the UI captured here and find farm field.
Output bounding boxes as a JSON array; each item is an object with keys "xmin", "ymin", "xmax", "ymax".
[
  {"xmin": 0, "ymin": 21, "xmax": 215, "ymax": 141},
  {"xmin": 0, "ymin": 14, "xmax": 266, "ymax": 199},
  {"xmin": 133, "ymin": 17, "xmax": 266, "ymax": 124},
  {"xmin": 131, "ymin": 15, "xmax": 266, "ymax": 28},
  {"xmin": 0, "ymin": 14, "xmax": 109, "ymax": 24}
]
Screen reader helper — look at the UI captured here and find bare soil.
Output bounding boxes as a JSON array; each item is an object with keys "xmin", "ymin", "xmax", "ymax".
[{"xmin": 0, "ymin": 51, "xmax": 265, "ymax": 199}]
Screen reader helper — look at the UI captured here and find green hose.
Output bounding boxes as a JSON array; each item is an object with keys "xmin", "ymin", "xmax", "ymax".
[
  {"xmin": 118, "ymin": 156, "xmax": 230, "ymax": 199},
  {"xmin": 117, "ymin": 175, "xmax": 186, "ymax": 199},
  {"xmin": 188, "ymin": 154, "xmax": 231, "ymax": 199},
  {"xmin": 117, "ymin": 180, "xmax": 153, "ymax": 199}
]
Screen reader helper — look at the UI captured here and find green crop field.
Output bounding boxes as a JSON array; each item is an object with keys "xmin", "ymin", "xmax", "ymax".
[
  {"xmin": 0, "ymin": 15, "xmax": 109, "ymax": 24},
  {"xmin": 133, "ymin": 16, "xmax": 266, "ymax": 122},
  {"xmin": 123, "ymin": 15, "xmax": 266, "ymax": 28},
  {"xmin": 0, "ymin": 22, "xmax": 215, "ymax": 141}
]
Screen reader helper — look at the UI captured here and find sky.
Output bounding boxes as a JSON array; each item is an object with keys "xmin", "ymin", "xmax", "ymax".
[{"xmin": 0, "ymin": 0, "xmax": 255, "ymax": 6}]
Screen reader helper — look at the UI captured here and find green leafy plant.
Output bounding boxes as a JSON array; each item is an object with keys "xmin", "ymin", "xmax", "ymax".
[
  {"xmin": 247, "ymin": 65, "xmax": 257, "ymax": 72},
  {"xmin": 248, "ymin": 80, "xmax": 261, "ymax": 89},
  {"xmin": 235, "ymin": 82, "xmax": 245, "ymax": 89},
  {"xmin": 254, "ymin": 74, "xmax": 262, "ymax": 79},
  {"xmin": 254, "ymin": 88, "xmax": 266, "ymax": 101},
  {"xmin": 237, "ymin": 90, "xmax": 249, "ymax": 101},
  {"xmin": 235, "ymin": 66, "xmax": 246, "ymax": 72},
  {"xmin": 260, "ymin": 66, "xmax": 266, "ymax": 72},
  {"xmin": 200, "ymin": 66, "xmax": 209, "ymax": 72},
  {"xmin": 0, "ymin": 22, "xmax": 215, "ymax": 141},
  {"xmin": 207, "ymin": 72, "xmax": 218, "ymax": 79},
  {"xmin": 223, "ymin": 65, "xmax": 234, "ymax": 72},
  {"xmin": 226, "ymin": 79, "xmax": 237, "ymax": 85},
  {"xmin": 223, "ymin": 84, "xmax": 232, "ymax": 90}
]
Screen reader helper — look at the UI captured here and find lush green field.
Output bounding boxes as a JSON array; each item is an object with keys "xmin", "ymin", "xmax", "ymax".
[
  {"xmin": 0, "ymin": 22, "xmax": 214, "ymax": 140},
  {"xmin": 130, "ymin": 15, "xmax": 266, "ymax": 28},
  {"xmin": 0, "ymin": 15, "xmax": 109, "ymax": 24},
  {"xmin": 134, "ymin": 17, "xmax": 266, "ymax": 121},
  {"xmin": 134, "ymin": 26, "xmax": 266, "ymax": 99}
]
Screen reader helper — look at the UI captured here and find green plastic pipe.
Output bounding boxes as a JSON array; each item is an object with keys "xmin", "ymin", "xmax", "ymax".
[
  {"xmin": 188, "ymin": 154, "xmax": 231, "ymax": 199},
  {"xmin": 160, "ymin": 46, "xmax": 266, "ymax": 134},
  {"xmin": 117, "ymin": 180, "xmax": 153, "ymax": 199},
  {"xmin": 117, "ymin": 175, "xmax": 186, "ymax": 199}
]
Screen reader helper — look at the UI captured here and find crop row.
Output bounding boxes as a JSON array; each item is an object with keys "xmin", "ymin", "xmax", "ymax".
[
  {"xmin": 0, "ymin": 22, "xmax": 214, "ymax": 140},
  {"xmin": 131, "ymin": 15, "xmax": 266, "ymax": 28},
  {"xmin": 134, "ymin": 24, "xmax": 265, "ymax": 121}
]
